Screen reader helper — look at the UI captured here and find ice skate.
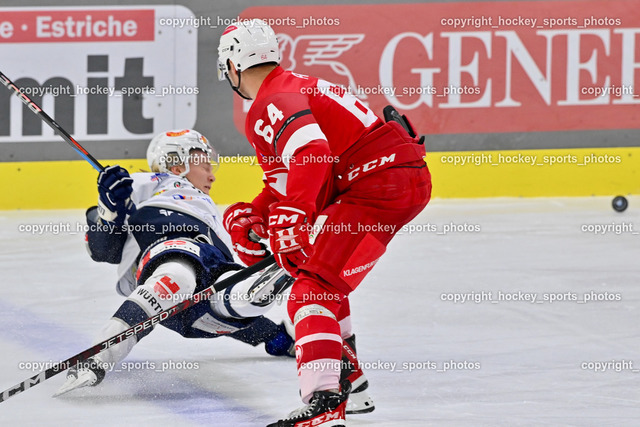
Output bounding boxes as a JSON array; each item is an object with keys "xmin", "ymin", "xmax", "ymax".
[
  {"xmin": 53, "ymin": 358, "xmax": 106, "ymax": 397},
  {"xmin": 341, "ymin": 334, "xmax": 375, "ymax": 414},
  {"xmin": 267, "ymin": 381, "xmax": 351, "ymax": 427},
  {"xmin": 265, "ymin": 321, "xmax": 296, "ymax": 357}
]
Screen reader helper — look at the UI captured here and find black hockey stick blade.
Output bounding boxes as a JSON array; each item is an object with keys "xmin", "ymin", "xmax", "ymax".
[
  {"xmin": 0, "ymin": 70, "xmax": 104, "ymax": 172},
  {"xmin": 0, "ymin": 255, "xmax": 276, "ymax": 404}
]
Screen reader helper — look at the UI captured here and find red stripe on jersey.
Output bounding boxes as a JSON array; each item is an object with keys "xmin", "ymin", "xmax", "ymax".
[
  {"xmin": 295, "ymin": 313, "xmax": 339, "ymax": 338},
  {"xmin": 354, "ymin": 99, "xmax": 368, "ymax": 115},
  {"xmin": 297, "ymin": 341, "xmax": 343, "ymax": 367},
  {"xmin": 136, "ymin": 251, "xmax": 152, "ymax": 280}
]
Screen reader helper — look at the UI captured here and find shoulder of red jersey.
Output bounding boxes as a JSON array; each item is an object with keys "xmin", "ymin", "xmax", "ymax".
[{"xmin": 247, "ymin": 79, "xmax": 328, "ymax": 163}]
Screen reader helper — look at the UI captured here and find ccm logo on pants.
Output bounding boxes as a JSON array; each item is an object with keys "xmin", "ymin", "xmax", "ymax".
[{"xmin": 347, "ymin": 153, "xmax": 396, "ymax": 181}]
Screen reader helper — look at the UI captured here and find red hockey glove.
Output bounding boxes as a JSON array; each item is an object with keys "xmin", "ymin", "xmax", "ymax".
[
  {"xmin": 223, "ymin": 202, "xmax": 270, "ymax": 266},
  {"xmin": 268, "ymin": 202, "xmax": 315, "ymax": 275}
]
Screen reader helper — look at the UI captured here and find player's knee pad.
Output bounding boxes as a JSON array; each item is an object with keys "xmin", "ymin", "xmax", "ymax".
[
  {"xmin": 135, "ymin": 238, "xmax": 238, "ymax": 291},
  {"xmin": 129, "ymin": 259, "xmax": 197, "ymax": 315},
  {"xmin": 291, "ymin": 303, "xmax": 336, "ymax": 328},
  {"xmin": 286, "ymin": 275, "xmax": 344, "ymax": 323}
]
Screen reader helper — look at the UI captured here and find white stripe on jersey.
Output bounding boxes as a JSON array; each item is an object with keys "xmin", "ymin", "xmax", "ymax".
[
  {"xmin": 316, "ymin": 79, "xmax": 378, "ymax": 127},
  {"xmin": 281, "ymin": 123, "xmax": 327, "ymax": 169},
  {"xmin": 265, "ymin": 169, "xmax": 288, "ymax": 197}
]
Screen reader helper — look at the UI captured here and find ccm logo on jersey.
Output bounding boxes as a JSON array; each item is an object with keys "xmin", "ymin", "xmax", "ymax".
[{"xmin": 347, "ymin": 153, "xmax": 396, "ymax": 181}]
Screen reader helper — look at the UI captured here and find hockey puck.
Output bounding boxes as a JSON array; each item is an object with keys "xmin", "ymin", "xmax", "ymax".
[{"xmin": 612, "ymin": 196, "xmax": 628, "ymax": 212}]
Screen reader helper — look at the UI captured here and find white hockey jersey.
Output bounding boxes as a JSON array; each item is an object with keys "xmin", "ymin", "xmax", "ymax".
[{"xmin": 115, "ymin": 172, "xmax": 232, "ymax": 297}]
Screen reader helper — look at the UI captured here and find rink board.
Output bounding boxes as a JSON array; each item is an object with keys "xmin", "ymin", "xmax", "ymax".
[{"xmin": 1, "ymin": 146, "xmax": 639, "ymax": 210}]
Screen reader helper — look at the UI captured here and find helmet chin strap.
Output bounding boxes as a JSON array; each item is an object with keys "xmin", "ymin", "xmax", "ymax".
[
  {"xmin": 178, "ymin": 163, "xmax": 190, "ymax": 177},
  {"xmin": 175, "ymin": 154, "xmax": 191, "ymax": 177},
  {"xmin": 226, "ymin": 61, "xmax": 252, "ymax": 100}
]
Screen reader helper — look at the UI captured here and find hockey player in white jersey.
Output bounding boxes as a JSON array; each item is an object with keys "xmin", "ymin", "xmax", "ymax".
[{"xmin": 56, "ymin": 129, "xmax": 295, "ymax": 396}]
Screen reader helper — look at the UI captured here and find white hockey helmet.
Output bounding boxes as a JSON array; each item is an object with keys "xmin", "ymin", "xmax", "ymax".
[
  {"xmin": 217, "ymin": 18, "xmax": 280, "ymax": 82},
  {"xmin": 147, "ymin": 129, "xmax": 217, "ymax": 177}
]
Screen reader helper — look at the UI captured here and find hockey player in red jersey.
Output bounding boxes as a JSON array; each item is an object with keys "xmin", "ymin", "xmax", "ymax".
[{"xmin": 218, "ymin": 19, "xmax": 431, "ymax": 427}]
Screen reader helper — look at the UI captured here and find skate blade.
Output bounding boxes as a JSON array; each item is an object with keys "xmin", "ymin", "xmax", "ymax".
[
  {"xmin": 52, "ymin": 375, "xmax": 94, "ymax": 397},
  {"xmin": 346, "ymin": 391, "xmax": 375, "ymax": 414}
]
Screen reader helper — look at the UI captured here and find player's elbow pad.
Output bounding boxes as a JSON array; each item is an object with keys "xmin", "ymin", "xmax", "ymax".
[{"xmin": 85, "ymin": 206, "xmax": 127, "ymax": 264}]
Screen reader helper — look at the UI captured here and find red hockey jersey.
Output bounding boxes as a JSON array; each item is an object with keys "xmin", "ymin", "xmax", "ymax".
[{"xmin": 245, "ymin": 66, "xmax": 382, "ymax": 217}]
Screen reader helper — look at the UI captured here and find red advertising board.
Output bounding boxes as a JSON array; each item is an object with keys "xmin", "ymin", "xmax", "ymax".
[
  {"xmin": 0, "ymin": 9, "xmax": 154, "ymax": 43},
  {"xmin": 233, "ymin": 0, "xmax": 640, "ymax": 135}
]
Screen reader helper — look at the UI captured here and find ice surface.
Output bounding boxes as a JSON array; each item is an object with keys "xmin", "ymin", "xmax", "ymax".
[{"xmin": 1, "ymin": 197, "xmax": 639, "ymax": 426}]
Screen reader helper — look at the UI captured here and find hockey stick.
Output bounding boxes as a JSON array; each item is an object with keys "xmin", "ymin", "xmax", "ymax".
[
  {"xmin": 0, "ymin": 70, "xmax": 104, "ymax": 172},
  {"xmin": 0, "ymin": 255, "xmax": 276, "ymax": 404}
]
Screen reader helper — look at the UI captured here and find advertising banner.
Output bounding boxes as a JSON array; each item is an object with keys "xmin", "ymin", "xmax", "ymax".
[
  {"xmin": 235, "ymin": 1, "xmax": 640, "ymax": 135},
  {"xmin": 0, "ymin": 6, "xmax": 198, "ymax": 143}
]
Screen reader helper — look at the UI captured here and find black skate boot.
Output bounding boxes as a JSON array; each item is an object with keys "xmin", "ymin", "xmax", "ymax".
[
  {"xmin": 341, "ymin": 334, "xmax": 375, "ymax": 414},
  {"xmin": 267, "ymin": 381, "xmax": 351, "ymax": 427}
]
